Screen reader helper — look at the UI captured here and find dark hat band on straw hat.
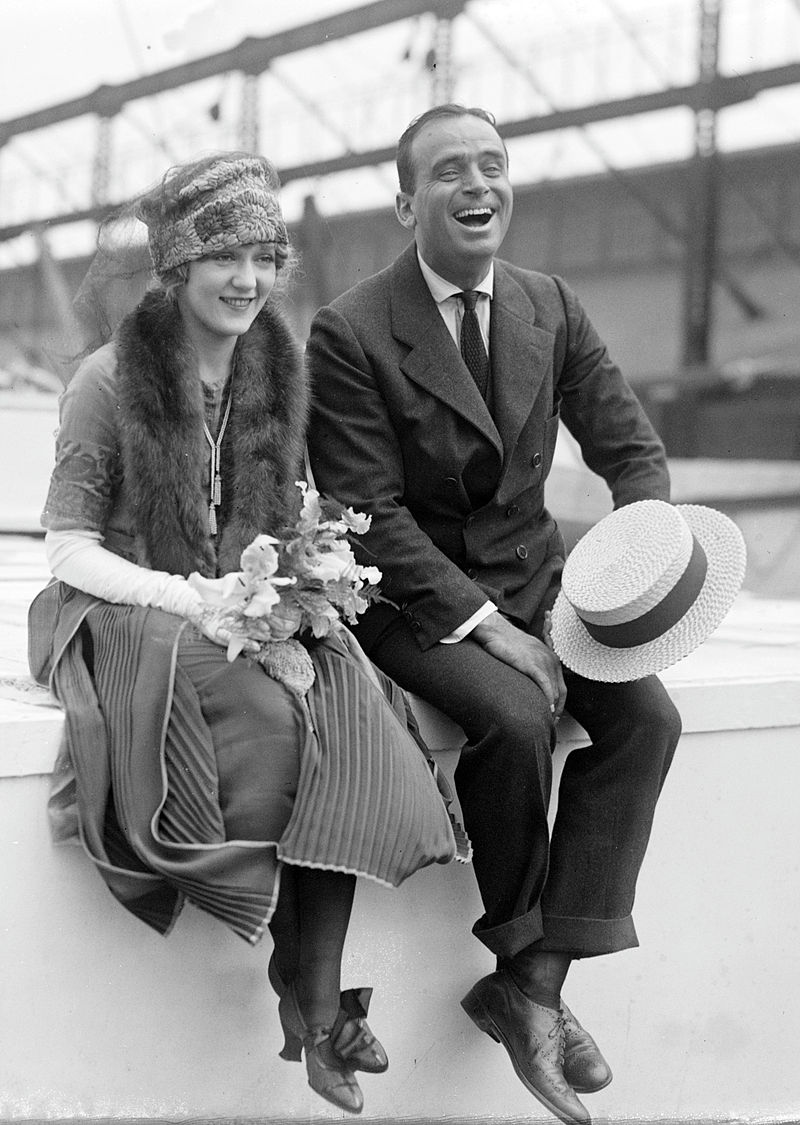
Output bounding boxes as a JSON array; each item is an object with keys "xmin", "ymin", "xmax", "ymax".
[{"xmin": 580, "ymin": 536, "xmax": 708, "ymax": 649}]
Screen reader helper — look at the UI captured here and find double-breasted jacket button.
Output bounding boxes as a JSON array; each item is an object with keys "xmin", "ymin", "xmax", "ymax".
[
  {"xmin": 444, "ymin": 476, "xmax": 458, "ymax": 487},
  {"xmin": 532, "ymin": 452, "xmax": 543, "ymax": 468},
  {"xmin": 410, "ymin": 619, "xmax": 422, "ymax": 632},
  {"xmin": 516, "ymin": 545, "xmax": 529, "ymax": 560},
  {"xmin": 467, "ymin": 568, "xmax": 478, "ymax": 579},
  {"xmin": 506, "ymin": 504, "xmax": 519, "ymax": 517}
]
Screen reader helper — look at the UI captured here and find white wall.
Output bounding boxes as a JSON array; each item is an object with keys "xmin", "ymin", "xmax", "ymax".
[
  {"xmin": 0, "ymin": 393, "xmax": 57, "ymax": 533},
  {"xmin": 2, "ymin": 720, "xmax": 800, "ymax": 1124}
]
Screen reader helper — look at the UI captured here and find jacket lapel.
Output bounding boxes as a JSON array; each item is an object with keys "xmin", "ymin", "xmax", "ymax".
[
  {"xmin": 490, "ymin": 263, "xmax": 555, "ymax": 502},
  {"xmin": 389, "ymin": 245, "xmax": 502, "ymax": 457}
]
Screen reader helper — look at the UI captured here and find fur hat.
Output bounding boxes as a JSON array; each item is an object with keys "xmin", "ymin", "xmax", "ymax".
[
  {"xmin": 550, "ymin": 499, "xmax": 746, "ymax": 682},
  {"xmin": 136, "ymin": 154, "xmax": 289, "ymax": 275}
]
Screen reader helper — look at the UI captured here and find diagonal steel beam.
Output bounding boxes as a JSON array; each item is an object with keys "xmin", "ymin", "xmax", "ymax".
[
  {"xmin": 1, "ymin": 61, "xmax": 799, "ymax": 244},
  {"xmin": 0, "ymin": 0, "xmax": 466, "ymax": 142},
  {"xmin": 468, "ymin": 5, "xmax": 761, "ymax": 322}
]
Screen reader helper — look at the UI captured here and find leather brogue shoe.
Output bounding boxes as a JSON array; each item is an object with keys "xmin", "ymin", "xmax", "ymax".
[
  {"xmin": 461, "ymin": 970, "xmax": 591, "ymax": 1125},
  {"xmin": 561, "ymin": 1002, "xmax": 612, "ymax": 1094}
]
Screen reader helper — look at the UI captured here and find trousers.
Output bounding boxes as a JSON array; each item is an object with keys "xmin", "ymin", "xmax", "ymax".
[{"xmin": 369, "ymin": 617, "xmax": 681, "ymax": 960}]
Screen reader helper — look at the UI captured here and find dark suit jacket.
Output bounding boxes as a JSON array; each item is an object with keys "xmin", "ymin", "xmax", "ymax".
[{"xmin": 307, "ymin": 243, "xmax": 670, "ymax": 653}]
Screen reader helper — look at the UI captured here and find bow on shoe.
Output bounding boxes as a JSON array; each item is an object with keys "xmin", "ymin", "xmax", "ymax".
[
  {"xmin": 268, "ymin": 956, "xmax": 389, "ymax": 1073},
  {"xmin": 332, "ymin": 987, "xmax": 389, "ymax": 1073}
]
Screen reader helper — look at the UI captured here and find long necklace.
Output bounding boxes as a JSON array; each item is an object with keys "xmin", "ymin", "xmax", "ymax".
[{"xmin": 202, "ymin": 378, "xmax": 234, "ymax": 536}]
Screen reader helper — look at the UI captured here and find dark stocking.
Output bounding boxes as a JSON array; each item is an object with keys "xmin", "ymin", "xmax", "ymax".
[
  {"xmin": 268, "ymin": 865, "xmax": 301, "ymax": 985},
  {"xmin": 286, "ymin": 868, "xmax": 356, "ymax": 1029}
]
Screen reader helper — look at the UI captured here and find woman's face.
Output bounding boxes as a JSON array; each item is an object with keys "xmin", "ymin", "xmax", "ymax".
[{"xmin": 178, "ymin": 242, "xmax": 277, "ymax": 344}]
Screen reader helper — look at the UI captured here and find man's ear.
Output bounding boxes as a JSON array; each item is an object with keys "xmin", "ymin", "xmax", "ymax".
[{"xmin": 395, "ymin": 191, "xmax": 416, "ymax": 230}]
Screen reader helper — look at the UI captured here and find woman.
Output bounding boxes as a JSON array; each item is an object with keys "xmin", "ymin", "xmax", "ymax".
[{"xmin": 29, "ymin": 153, "xmax": 464, "ymax": 1116}]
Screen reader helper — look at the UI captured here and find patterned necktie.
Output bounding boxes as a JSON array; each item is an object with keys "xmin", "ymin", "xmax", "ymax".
[{"xmin": 459, "ymin": 290, "xmax": 489, "ymax": 399}]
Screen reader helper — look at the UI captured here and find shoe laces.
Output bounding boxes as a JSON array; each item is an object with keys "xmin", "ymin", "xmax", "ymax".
[{"xmin": 548, "ymin": 1010, "xmax": 567, "ymax": 1067}]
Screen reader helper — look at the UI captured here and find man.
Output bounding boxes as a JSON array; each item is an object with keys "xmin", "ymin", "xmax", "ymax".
[{"xmin": 306, "ymin": 104, "xmax": 680, "ymax": 1125}]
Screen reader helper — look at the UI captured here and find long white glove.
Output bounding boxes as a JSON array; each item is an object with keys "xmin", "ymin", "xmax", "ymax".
[{"xmin": 45, "ymin": 528, "xmax": 205, "ymax": 622}]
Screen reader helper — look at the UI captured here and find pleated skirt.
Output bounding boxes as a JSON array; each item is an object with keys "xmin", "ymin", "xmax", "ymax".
[{"xmin": 42, "ymin": 590, "xmax": 460, "ymax": 944}]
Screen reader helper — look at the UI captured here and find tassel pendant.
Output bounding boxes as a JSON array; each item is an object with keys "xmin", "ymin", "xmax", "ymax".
[{"xmin": 203, "ymin": 379, "xmax": 233, "ymax": 542}]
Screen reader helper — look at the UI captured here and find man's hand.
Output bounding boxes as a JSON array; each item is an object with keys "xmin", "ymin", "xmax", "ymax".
[{"xmin": 472, "ymin": 610, "xmax": 567, "ymax": 719}]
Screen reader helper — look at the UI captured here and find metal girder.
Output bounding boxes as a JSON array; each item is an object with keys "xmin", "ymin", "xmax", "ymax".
[
  {"xmin": 269, "ymin": 62, "xmax": 800, "ymax": 182},
  {"xmin": 238, "ymin": 73, "xmax": 260, "ymax": 154},
  {"xmin": 0, "ymin": 0, "xmax": 466, "ymax": 144},
  {"xmin": 1, "ymin": 59, "xmax": 799, "ymax": 244},
  {"xmin": 495, "ymin": 62, "xmax": 800, "ymax": 135},
  {"xmin": 469, "ymin": 1, "xmax": 764, "ymax": 325},
  {"xmin": 683, "ymin": 0, "xmax": 724, "ymax": 369},
  {"xmin": 429, "ymin": 15, "xmax": 456, "ymax": 105},
  {"xmin": 91, "ymin": 115, "xmax": 114, "ymax": 207}
]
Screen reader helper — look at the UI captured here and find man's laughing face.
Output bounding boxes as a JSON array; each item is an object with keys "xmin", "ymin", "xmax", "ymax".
[{"xmin": 395, "ymin": 113, "xmax": 513, "ymax": 290}]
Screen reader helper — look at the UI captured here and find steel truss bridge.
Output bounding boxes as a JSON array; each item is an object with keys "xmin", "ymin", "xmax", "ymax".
[{"xmin": 2, "ymin": 0, "xmax": 799, "ymax": 366}]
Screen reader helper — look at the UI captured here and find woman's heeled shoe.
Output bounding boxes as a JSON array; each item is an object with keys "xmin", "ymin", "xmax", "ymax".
[
  {"xmin": 277, "ymin": 984, "xmax": 364, "ymax": 1115},
  {"xmin": 303, "ymin": 1027, "xmax": 364, "ymax": 1115},
  {"xmin": 269, "ymin": 954, "xmax": 388, "ymax": 1074}
]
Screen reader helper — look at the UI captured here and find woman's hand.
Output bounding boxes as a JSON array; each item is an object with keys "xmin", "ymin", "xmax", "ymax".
[
  {"xmin": 196, "ymin": 602, "xmax": 302, "ymax": 656},
  {"xmin": 196, "ymin": 608, "xmax": 259, "ymax": 655}
]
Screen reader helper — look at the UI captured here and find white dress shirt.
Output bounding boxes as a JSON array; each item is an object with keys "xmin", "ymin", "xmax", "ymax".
[{"xmin": 417, "ymin": 253, "xmax": 493, "ymax": 352}]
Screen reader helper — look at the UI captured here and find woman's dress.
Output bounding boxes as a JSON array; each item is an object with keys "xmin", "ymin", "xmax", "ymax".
[{"xmin": 31, "ymin": 309, "xmax": 466, "ymax": 945}]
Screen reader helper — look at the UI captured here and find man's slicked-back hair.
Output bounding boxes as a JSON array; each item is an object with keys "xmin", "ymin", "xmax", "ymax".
[{"xmin": 396, "ymin": 104, "xmax": 504, "ymax": 194}]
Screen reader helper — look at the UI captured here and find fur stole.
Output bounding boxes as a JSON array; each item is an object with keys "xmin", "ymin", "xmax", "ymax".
[{"xmin": 115, "ymin": 289, "xmax": 308, "ymax": 577}]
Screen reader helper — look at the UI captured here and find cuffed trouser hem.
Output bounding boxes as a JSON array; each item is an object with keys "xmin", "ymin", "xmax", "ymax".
[
  {"xmin": 474, "ymin": 909, "xmax": 639, "ymax": 960},
  {"xmin": 535, "ymin": 912, "xmax": 639, "ymax": 957},
  {"xmin": 472, "ymin": 904, "xmax": 544, "ymax": 959}
]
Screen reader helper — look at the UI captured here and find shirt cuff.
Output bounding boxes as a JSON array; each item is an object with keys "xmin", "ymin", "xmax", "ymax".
[{"xmin": 439, "ymin": 601, "xmax": 497, "ymax": 644}]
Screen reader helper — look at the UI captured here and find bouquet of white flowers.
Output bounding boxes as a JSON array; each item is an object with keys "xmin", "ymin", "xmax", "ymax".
[{"xmin": 188, "ymin": 482, "xmax": 382, "ymax": 695}]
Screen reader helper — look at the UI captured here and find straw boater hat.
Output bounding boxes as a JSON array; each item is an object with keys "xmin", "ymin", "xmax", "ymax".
[{"xmin": 550, "ymin": 499, "xmax": 746, "ymax": 683}]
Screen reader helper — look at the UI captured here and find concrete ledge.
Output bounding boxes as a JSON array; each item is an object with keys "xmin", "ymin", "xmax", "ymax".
[
  {"xmin": 3, "ymin": 718, "xmax": 800, "ymax": 1122},
  {"xmin": 4, "ymin": 665, "xmax": 800, "ymax": 781},
  {"xmin": 6, "ymin": 593, "xmax": 800, "ymax": 778},
  {"xmin": 3, "ymin": 584, "xmax": 800, "ymax": 1122}
]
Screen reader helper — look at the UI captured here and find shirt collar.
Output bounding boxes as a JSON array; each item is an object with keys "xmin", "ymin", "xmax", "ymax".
[{"xmin": 417, "ymin": 251, "xmax": 494, "ymax": 305}]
